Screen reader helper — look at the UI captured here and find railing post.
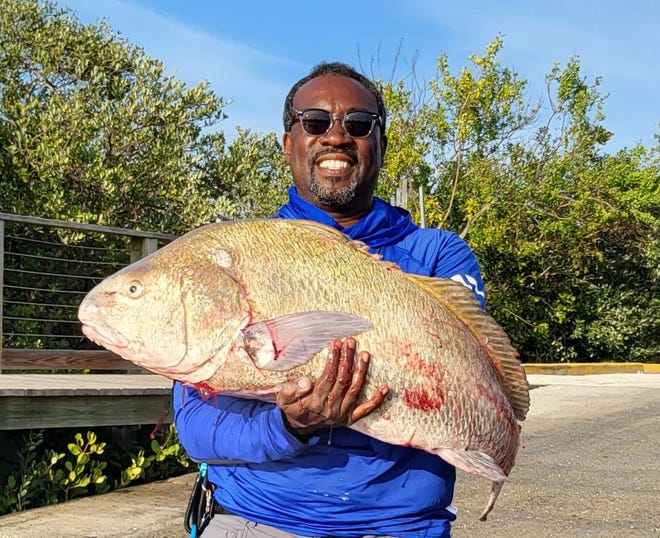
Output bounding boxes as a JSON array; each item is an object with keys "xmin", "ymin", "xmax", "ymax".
[
  {"xmin": 0, "ymin": 218, "xmax": 4, "ymax": 373},
  {"xmin": 130, "ymin": 237, "xmax": 159, "ymax": 263}
]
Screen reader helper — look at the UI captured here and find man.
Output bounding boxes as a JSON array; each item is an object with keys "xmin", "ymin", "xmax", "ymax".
[{"xmin": 174, "ymin": 62, "xmax": 485, "ymax": 537}]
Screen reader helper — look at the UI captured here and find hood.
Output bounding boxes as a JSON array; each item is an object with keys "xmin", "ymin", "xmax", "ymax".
[{"xmin": 274, "ymin": 187, "xmax": 419, "ymax": 250}]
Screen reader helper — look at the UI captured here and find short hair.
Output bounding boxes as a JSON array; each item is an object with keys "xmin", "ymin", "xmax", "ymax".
[{"xmin": 282, "ymin": 62, "xmax": 387, "ymax": 133}]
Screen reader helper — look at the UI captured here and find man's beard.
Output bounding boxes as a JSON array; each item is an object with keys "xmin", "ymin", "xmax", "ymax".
[{"xmin": 308, "ymin": 172, "xmax": 360, "ymax": 209}]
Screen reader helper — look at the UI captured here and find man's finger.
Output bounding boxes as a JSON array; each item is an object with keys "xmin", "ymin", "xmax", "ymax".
[
  {"xmin": 327, "ymin": 338, "xmax": 356, "ymax": 410},
  {"xmin": 315, "ymin": 339, "xmax": 341, "ymax": 394},
  {"xmin": 277, "ymin": 377, "xmax": 313, "ymax": 406},
  {"xmin": 344, "ymin": 351, "xmax": 371, "ymax": 402},
  {"xmin": 350, "ymin": 386, "xmax": 389, "ymax": 424},
  {"xmin": 336, "ymin": 338, "xmax": 355, "ymax": 386}
]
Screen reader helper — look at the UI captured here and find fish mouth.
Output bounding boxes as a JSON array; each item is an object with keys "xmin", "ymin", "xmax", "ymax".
[{"xmin": 81, "ymin": 323, "xmax": 129, "ymax": 350}]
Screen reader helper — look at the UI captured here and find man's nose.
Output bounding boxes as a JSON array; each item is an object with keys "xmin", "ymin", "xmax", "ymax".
[{"xmin": 321, "ymin": 116, "xmax": 350, "ymax": 141}]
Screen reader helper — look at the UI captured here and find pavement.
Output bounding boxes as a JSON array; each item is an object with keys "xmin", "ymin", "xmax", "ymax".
[
  {"xmin": 452, "ymin": 372, "xmax": 660, "ymax": 538},
  {"xmin": 0, "ymin": 367, "xmax": 658, "ymax": 538}
]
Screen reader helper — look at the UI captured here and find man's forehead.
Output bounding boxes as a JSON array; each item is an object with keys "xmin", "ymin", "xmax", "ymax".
[{"xmin": 294, "ymin": 75, "xmax": 377, "ymax": 109}]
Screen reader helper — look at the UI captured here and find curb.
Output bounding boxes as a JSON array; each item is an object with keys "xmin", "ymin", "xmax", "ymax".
[{"xmin": 523, "ymin": 362, "xmax": 660, "ymax": 375}]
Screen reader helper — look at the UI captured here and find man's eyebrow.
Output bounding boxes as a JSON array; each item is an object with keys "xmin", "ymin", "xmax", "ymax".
[{"xmin": 345, "ymin": 107, "xmax": 379, "ymax": 114}]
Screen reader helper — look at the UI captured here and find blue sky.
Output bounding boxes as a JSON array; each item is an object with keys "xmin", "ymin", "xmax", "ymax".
[{"xmin": 55, "ymin": 0, "xmax": 659, "ymax": 152}]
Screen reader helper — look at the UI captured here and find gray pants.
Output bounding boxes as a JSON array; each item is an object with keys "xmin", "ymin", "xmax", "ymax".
[{"xmin": 203, "ymin": 509, "xmax": 393, "ymax": 538}]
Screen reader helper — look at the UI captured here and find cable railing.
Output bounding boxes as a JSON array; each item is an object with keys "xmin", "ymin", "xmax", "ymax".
[{"xmin": 0, "ymin": 213, "xmax": 176, "ymax": 372}]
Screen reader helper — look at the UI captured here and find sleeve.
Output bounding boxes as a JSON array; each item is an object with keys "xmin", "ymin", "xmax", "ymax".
[
  {"xmin": 431, "ymin": 232, "xmax": 486, "ymax": 309},
  {"xmin": 402, "ymin": 230, "xmax": 486, "ymax": 309},
  {"xmin": 173, "ymin": 382, "xmax": 311, "ymax": 463}
]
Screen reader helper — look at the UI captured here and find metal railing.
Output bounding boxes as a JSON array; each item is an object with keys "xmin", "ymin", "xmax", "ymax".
[{"xmin": 0, "ymin": 213, "xmax": 177, "ymax": 372}]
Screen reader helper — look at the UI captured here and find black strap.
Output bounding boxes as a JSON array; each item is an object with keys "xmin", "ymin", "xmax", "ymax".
[{"xmin": 184, "ymin": 463, "xmax": 215, "ymax": 536}]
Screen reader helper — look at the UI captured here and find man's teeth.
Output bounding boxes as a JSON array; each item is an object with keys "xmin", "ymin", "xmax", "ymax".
[{"xmin": 318, "ymin": 159, "xmax": 349, "ymax": 170}]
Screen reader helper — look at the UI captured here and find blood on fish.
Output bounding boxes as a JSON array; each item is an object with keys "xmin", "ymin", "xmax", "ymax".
[
  {"xmin": 403, "ymin": 350, "xmax": 445, "ymax": 385},
  {"xmin": 193, "ymin": 381, "xmax": 222, "ymax": 400},
  {"xmin": 387, "ymin": 342, "xmax": 447, "ymax": 412},
  {"xmin": 405, "ymin": 431, "xmax": 417, "ymax": 446},
  {"xmin": 476, "ymin": 383, "xmax": 516, "ymax": 429},
  {"xmin": 403, "ymin": 386, "xmax": 444, "ymax": 411},
  {"xmin": 421, "ymin": 317, "xmax": 452, "ymax": 346}
]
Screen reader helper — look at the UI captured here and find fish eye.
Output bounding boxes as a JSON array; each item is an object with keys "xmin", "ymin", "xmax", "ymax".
[{"xmin": 126, "ymin": 280, "xmax": 144, "ymax": 298}]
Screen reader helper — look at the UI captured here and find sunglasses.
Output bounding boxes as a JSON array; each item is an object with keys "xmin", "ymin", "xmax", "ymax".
[{"xmin": 293, "ymin": 108, "xmax": 381, "ymax": 138}]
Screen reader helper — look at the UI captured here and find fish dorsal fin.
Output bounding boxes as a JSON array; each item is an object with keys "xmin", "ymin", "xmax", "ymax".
[
  {"xmin": 408, "ymin": 275, "xmax": 530, "ymax": 421},
  {"xmin": 283, "ymin": 219, "xmax": 388, "ymax": 259}
]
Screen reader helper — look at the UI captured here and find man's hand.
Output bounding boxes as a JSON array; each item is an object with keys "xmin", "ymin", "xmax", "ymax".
[{"xmin": 276, "ymin": 337, "xmax": 389, "ymax": 440}]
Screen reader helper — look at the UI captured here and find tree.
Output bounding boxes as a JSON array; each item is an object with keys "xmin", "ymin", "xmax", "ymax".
[
  {"xmin": 1, "ymin": 0, "xmax": 235, "ymax": 352},
  {"xmin": 199, "ymin": 127, "xmax": 289, "ymax": 220},
  {"xmin": 378, "ymin": 39, "xmax": 659, "ymax": 362},
  {"xmin": 0, "ymin": 0, "xmax": 228, "ymax": 233}
]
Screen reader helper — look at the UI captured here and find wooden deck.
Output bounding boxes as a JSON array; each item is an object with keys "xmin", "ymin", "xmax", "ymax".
[
  {"xmin": 0, "ymin": 373, "xmax": 173, "ymax": 430},
  {"xmin": 1, "ymin": 213, "xmax": 179, "ymax": 431}
]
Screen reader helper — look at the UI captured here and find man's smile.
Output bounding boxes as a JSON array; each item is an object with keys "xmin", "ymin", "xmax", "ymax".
[{"xmin": 318, "ymin": 159, "xmax": 350, "ymax": 171}]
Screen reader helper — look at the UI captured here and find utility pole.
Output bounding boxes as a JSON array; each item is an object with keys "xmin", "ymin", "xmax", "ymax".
[{"xmin": 390, "ymin": 176, "xmax": 426, "ymax": 228}]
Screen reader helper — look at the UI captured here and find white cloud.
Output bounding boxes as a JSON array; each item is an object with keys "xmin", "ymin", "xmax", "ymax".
[
  {"xmin": 392, "ymin": 0, "xmax": 660, "ymax": 148},
  {"xmin": 59, "ymin": 0, "xmax": 306, "ymax": 136},
  {"xmin": 57, "ymin": 0, "xmax": 659, "ymax": 148}
]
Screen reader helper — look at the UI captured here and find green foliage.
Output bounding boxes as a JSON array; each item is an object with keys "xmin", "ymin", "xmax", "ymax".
[
  {"xmin": 379, "ymin": 39, "xmax": 659, "ymax": 362},
  {"xmin": 0, "ymin": 430, "xmax": 108, "ymax": 514},
  {"xmin": 0, "ymin": 425, "xmax": 191, "ymax": 516},
  {"xmin": 463, "ymin": 65, "xmax": 659, "ymax": 363},
  {"xmin": 200, "ymin": 127, "xmax": 289, "ymax": 219},
  {"xmin": 425, "ymin": 36, "xmax": 539, "ymax": 233},
  {"xmin": 378, "ymin": 80, "xmax": 433, "ymax": 206},
  {"xmin": 0, "ymin": 0, "xmax": 228, "ymax": 233},
  {"xmin": 117, "ymin": 424, "xmax": 190, "ymax": 488},
  {"xmin": 58, "ymin": 431, "xmax": 109, "ymax": 500}
]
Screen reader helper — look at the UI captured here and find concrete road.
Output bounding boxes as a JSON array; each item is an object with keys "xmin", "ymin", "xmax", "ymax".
[
  {"xmin": 0, "ymin": 373, "xmax": 658, "ymax": 537},
  {"xmin": 453, "ymin": 374, "xmax": 660, "ymax": 537}
]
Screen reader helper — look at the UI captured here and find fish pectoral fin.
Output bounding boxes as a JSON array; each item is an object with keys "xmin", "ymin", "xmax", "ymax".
[
  {"xmin": 242, "ymin": 311, "xmax": 373, "ymax": 371},
  {"xmin": 435, "ymin": 448, "xmax": 506, "ymax": 482}
]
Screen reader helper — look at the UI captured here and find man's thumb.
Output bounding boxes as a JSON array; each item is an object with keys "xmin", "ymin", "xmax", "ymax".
[{"xmin": 294, "ymin": 377, "xmax": 313, "ymax": 395}]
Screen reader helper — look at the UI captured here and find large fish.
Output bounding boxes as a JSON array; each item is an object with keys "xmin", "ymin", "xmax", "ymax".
[{"xmin": 78, "ymin": 219, "xmax": 529, "ymax": 520}]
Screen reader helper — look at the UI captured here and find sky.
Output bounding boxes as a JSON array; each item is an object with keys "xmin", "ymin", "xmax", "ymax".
[{"xmin": 54, "ymin": 0, "xmax": 659, "ymax": 152}]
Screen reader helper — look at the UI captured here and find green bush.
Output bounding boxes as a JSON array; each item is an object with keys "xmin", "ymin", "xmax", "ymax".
[{"xmin": 0, "ymin": 425, "xmax": 191, "ymax": 516}]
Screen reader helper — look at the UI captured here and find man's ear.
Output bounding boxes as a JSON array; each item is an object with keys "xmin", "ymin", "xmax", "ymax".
[
  {"xmin": 283, "ymin": 132, "xmax": 292, "ymax": 164},
  {"xmin": 380, "ymin": 134, "xmax": 388, "ymax": 167}
]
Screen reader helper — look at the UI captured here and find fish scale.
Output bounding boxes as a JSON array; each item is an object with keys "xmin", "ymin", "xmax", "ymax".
[{"xmin": 78, "ymin": 218, "xmax": 529, "ymax": 520}]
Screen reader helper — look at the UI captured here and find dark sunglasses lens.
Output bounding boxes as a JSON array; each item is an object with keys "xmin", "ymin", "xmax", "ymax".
[
  {"xmin": 344, "ymin": 112, "xmax": 375, "ymax": 137},
  {"xmin": 301, "ymin": 110, "xmax": 331, "ymax": 135}
]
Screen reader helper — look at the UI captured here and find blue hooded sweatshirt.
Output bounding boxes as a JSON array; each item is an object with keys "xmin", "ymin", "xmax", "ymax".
[{"xmin": 173, "ymin": 188, "xmax": 486, "ymax": 537}]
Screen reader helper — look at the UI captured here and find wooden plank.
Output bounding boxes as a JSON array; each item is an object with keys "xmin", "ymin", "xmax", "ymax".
[
  {"xmin": 0, "ymin": 349, "xmax": 142, "ymax": 371},
  {"xmin": 0, "ymin": 212, "xmax": 177, "ymax": 241},
  {"xmin": 0, "ymin": 374, "xmax": 173, "ymax": 395},
  {"xmin": 0, "ymin": 218, "xmax": 4, "ymax": 371},
  {"xmin": 0, "ymin": 374, "xmax": 173, "ymax": 429},
  {"xmin": 0, "ymin": 394, "xmax": 173, "ymax": 430},
  {"xmin": 130, "ymin": 236, "xmax": 160, "ymax": 262}
]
